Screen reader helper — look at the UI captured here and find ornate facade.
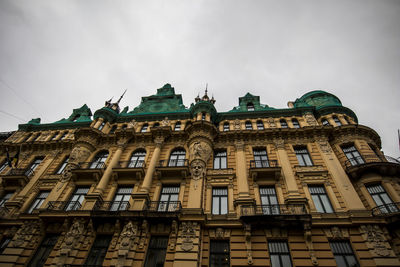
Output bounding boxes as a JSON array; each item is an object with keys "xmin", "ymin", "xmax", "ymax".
[{"xmin": 0, "ymin": 83, "xmax": 399, "ymax": 266}]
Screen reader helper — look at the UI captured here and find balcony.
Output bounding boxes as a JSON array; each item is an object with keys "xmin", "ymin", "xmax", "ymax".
[
  {"xmin": 146, "ymin": 201, "xmax": 182, "ymax": 217},
  {"xmin": 249, "ymin": 160, "xmax": 281, "ymax": 180},
  {"xmin": 372, "ymin": 202, "xmax": 400, "ymax": 217},
  {"xmin": 345, "ymin": 155, "xmax": 400, "ymax": 179},
  {"xmin": 46, "ymin": 201, "xmax": 83, "ymax": 211},
  {"xmin": 240, "ymin": 204, "xmax": 310, "ymax": 226},
  {"xmin": 1, "ymin": 168, "xmax": 32, "ymax": 187},
  {"xmin": 113, "ymin": 160, "xmax": 146, "ymax": 180},
  {"xmin": 93, "ymin": 201, "xmax": 130, "ymax": 212},
  {"xmin": 71, "ymin": 162, "xmax": 106, "ymax": 180},
  {"xmin": 156, "ymin": 159, "xmax": 189, "ymax": 178}
]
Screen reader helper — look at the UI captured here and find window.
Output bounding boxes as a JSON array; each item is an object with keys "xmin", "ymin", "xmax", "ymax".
[
  {"xmin": 141, "ymin": 123, "xmax": 148, "ymax": 132},
  {"xmin": 168, "ymin": 149, "xmax": 186, "ymax": 167},
  {"xmin": 60, "ymin": 131, "xmax": 68, "ymax": 140},
  {"xmin": 109, "ymin": 125, "xmax": 117, "ymax": 134},
  {"xmin": 214, "ymin": 150, "xmax": 227, "ymax": 169},
  {"xmin": 210, "ymin": 240, "xmax": 230, "ymax": 267},
  {"xmin": 85, "ymin": 235, "xmax": 112, "ymax": 266},
  {"xmin": 330, "ymin": 241, "xmax": 359, "ymax": 267},
  {"xmin": 29, "ymin": 235, "xmax": 59, "ymax": 267},
  {"xmin": 321, "ymin": 118, "xmax": 330, "ymax": 126},
  {"xmin": 174, "ymin": 121, "xmax": 181, "ymax": 131},
  {"xmin": 72, "ymin": 114, "xmax": 80, "ymax": 121},
  {"xmin": 153, "ymin": 122, "xmax": 160, "ymax": 128},
  {"xmin": 342, "ymin": 145, "xmax": 364, "ymax": 166},
  {"xmin": 344, "ymin": 116, "xmax": 351, "ymax": 124},
  {"xmin": 90, "ymin": 151, "xmax": 108, "ymax": 169},
  {"xmin": 31, "ymin": 133, "xmax": 40, "ymax": 142},
  {"xmin": 158, "ymin": 186, "xmax": 180, "ymax": 211},
  {"xmin": 257, "ymin": 120, "xmax": 264, "ymax": 130},
  {"xmin": 253, "ymin": 148, "xmax": 269, "ymax": 167},
  {"xmin": 56, "ymin": 156, "xmax": 69, "ymax": 174},
  {"xmin": 247, "ymin": 102, "xmax": 255, "ymax": 111},
  {"xmin": 122, "ymin": 124, "xmax": 127, "ymax": 130},
  {"xmin": 0, "ymin": 237, "xmax": 11, "ymax": 254},
  {"xmin": 212, "ymin": 188, "xmax": 228, "ymax": 215},
  {"xmin": 28, "ymin": 191, "xmax": 50, "ymax": 213},
  {"xmin": 260, "ymin": 187, "xmax": 279, "ymax": 214},
  {"xmin": 291, "ymin": 119, "xmax": 300, "ymax": 128},
  {"xmin": 65, "ymin": 187, "xmax": 89, "ymax": 211},
  {"xmin": 202, "ymin": 113, "xmax": 206, "ymax": 120},
  {"xmin": 294, "ymin": 146, "xmax": 313, "ymax": 166},
  {"xmin": 0, "ymin": 161, "xmax": 8, "ymax": 173},
  {"xmin": 98, "ymin": 122, "xmax": 105, "ymax": 131},
  {"xmin": 245, "ymin": 121, "xmax": 253, "ymax": 130},
  {"xmin": 333, "ymin": 116, "xmax": 342, "ymax": 126},
  {"xmin": 268, "ymin": 241, "xmax": 293, "ymax": 267},
  {"xmin": 144, "ymin": 237, "xmax": 168, "ymax": 267},
  {"xmin": 223, "ymin": 122, "xmax": 230, "ymax": 132},
  {"xmin": 280, "ymin": 119, "xmax": 288, "ymax": 128},
  {"xmin": 309, "ymin": 186, "xmax": 333, "ymax": 213},
  {"xmin": 51, "ymin": 132, "xmax": 59, "ymax": 140},
  {"xmin": 22, "ymin": 133, "xmax": 32, "ymax": 142},
  {"xmin": 0, "ymin": 192, "xmax": 13, "ymax": 207},
  {"xmin": 25, "ymin": 157, "xmax": 44, "ymax": 176},
  {"xmin": 129, "ymin": 150, "xmax": 146, "ymax": 168},
  {"xmin": 366, "ymin": 184, "xmax": 398, "ymax": 213},
  {"xmin": 110, "ymin": 187, "xmax": 132, "ymax": 211}
]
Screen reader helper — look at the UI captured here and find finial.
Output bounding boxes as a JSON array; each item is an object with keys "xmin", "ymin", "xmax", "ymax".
[
  {"xmin": 205, "ymin": 83, "xmax": 208, "ymax": 96},
  {"xmin": 117, "ymin": 89, "xmax": 127, "ymax": 104}
]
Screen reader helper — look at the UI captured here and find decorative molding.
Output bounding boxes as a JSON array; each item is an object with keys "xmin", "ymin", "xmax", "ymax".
[
  {"xmin": 304, "ymin": 223, "xmax": 318, "ymax": 266},
  {"xmin": 169, "ymin": 220, "xmax": 178, "ymax": 251},
  {"xmin": 360, "ymin": 225, "xmax": 391, "ymax": 257},
  {"xmin": 323, "ymin": 227, "xmax": 349, "ymax": 240},
  {"xmin": 244, "ymin": 224, "xmax": 253, "ymax": 265},
  {"xmin": 180, "ymin": 221, "xmax": 197, "ymax": 252},
  {"xmin": 274, "ymin": 139, "xmax": 285, "ymax": 150}
]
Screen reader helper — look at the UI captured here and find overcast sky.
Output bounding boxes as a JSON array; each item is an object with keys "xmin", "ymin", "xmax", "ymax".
[{"xmin": 0, "ymin": 0, "xmax": 399, "ymax": 157}]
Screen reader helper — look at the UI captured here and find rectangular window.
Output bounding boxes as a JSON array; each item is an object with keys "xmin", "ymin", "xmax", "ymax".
[
  {"xmin": 292, "ymin": 119, "xmax": 300, "ymax": 128},
  {"xmin": 56, "ymin": 157, "xmax": 69, "ymax": 174},
  {"xmin": 28, "ymin": 191, "xmax": 50, "ymax": 213},
  {"xmin": 144, "ymin": 237, "xmax": 169, "ymax": 267},
  {"xmin": 85, "ymin": 235, "xmax": 112, "ymax": 266},
  {"xmin": 0, "ymin": 161, "xmax": 8, "ymax": 173},
  {"xmin": 268, "ymin": 241, "xmax": 293, "ymax": 267},
  {"xmin": 366, "ymin": 184, "xmax": 398, "ymax": 213},
  {"xmin": 223, "ymin": 123, "xmax": 230, "ymax": 132},
  {"xmin": 330, "ymin": 241, "xmax": 359, "ymax": 267},
  {"xmin": 65, "ymin": 187, "xmax": 89, "ymax": 211},
  {"xmin": 214, "ymin": 150, "xmax": 227, "ymax": 169},
  {"xmin": 210, "ymin": 240, "xmax": 230, "ymax": 267},
  {"xmin": 158, "ymin": 186, "xmax": 180, "ymax": 212},
  {"xmin": 342, "ymin": 145, "xmax": 364, "ymax": 166},
  {"xmin": 29, "ymin": 235, "xmax": 59, "ymax": 267},
  {"xmin": 25, "ymin": 157, "xmax": 43, "ymax": 176},
  {"xmin": 294, "ymin": 146, "xmax": 313, "ymax": 166},
  {"xmin": 212, "ymin": 188, "xmax": 228, "ymax": 215},
  {"xmin": 333, "ymin": 117, "xmax": 342, "ymax": 126},
  {"xmin": 0, "ymin": 192, "xmax": 13, "ymax": 207},
  {"xmin": 245, "ymin": 121, "xmax": 253, "ymax": 130},
  {"xmin": 253, "ymin": 149, "xmax": 269, "ymax": 167},
  {"xmin": 309, "ymin": 186, "xmax": 334, "ymax": 213},
  {"xmin": 260, "ymin": 187, "xmax": 279, "ymax": 214},
  {"xmin": 110, "ymin": 187, "xmax": 132, "ymax": 211}
]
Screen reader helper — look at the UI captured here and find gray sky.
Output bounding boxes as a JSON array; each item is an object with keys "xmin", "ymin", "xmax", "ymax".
[{"xmin": 0, "ymin": 0, "xmax": 399, "ymax": 158}]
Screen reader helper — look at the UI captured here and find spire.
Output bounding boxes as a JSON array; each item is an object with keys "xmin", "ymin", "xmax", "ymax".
[{"xmin": 117, "ymin": 89, "xmax": 127, "ymax": 104}]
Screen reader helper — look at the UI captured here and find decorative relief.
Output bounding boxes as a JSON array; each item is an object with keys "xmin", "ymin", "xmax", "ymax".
[
  {"xmin": 180, "ymin": 221, "xmax": 197, "ymax": 252},
  {"xmin": 244, "ymin": 224, "xmax": 253, "ymax": 265},
  {"xmin": 360, "ymin": 225, "xmax": 391, "ymax": 257},
  {"xmin": 304, "ymin": 223, "xmax": 318, "ymax": 266},
  {"xmin": 209, "ymin": 228, "xmax": 231, "ymax": 239},
  {"xmin": 117, "ymin": 221, "xmax": 139, "ymax": 266},
  {"xmin": 274, "ymin": 139, "xmax": 285, "ymax": 150},
  {"xmin": 190, "ymin": 159, "xmax": 206, "ymax": 182},
  {"xmin": 139, "ymin": 220, "xmax": 149, "ymax": 249},
  {"xmin": 304, "ymin": 112, "xmax": 318, "ymax": 126},
  {"xmin": 234, "ymin": 140, "xmax": 245, "ymax": 151},
  {"xmin": 233, "ymin": 119, "xmax": 241, "ymax": 130},
  {"xmin": 128, "ymin": 119, "xmax": 137, "ymax": 129},
  {"xmin": 69, "ymin": 145, "xmax": 90, "ymax": 163},
  {"xmin": 12, "ymin": 220, "xmax": 42, "ymax": 248},
  {"xmin": 317, "ymin": 141, "xmax": 333, "ymax": 154},
  {"xmin": 267, "ymin": 118, "xmax": 276, "ymax": 128},
  {"xmin": 161, "ymin": 117, "xmax": 170, "ymax": 127},
  {"xmin": 189, "ymin": 141, "xmax": 212, "ymax": 163},
  {"xmin": 169, "ymin": 220, "xmax": 178, "ymax": 251},
  {"xmin": 63, "ymin": 218, "xmax": 85, "ymax": 250},
  {"xmin": 207, "ymin": 169, "xmax": 234, "ymax": 176},
  {"xmin": 323, "ymin": 227, "xmax": 349, "ymax": 239}
]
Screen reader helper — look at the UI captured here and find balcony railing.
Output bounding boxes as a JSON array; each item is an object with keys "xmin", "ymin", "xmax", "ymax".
[
  {"xmin": 116, "ymin": 160, "xmax": 146, "ymax": 168},
  {"xmin": 77, "ymin": 162, "xmax": 106, "ymax": 170},
  {"xmin": 4, "ymin": 168, "xmax": 33, "ymax": 177},
  {"xmin": 241, "ymin": 204, "xmax": 308, "ymax": 217},
  {"xmin": 372, "ymin": 202, "xmax": 400, "ymax": 216},
  {"xmin": 94, "ymin": 201, "xmax": 130, "ymax": 211},
  {"xmin": 158, "ymin": 159, "xmax": 188, "ymax": 167},
  {"xmin": 47, "ymin": 201, "xmax": 82, "ymax": 211},
  {"xmin": 146, "ymin": 201, "xmax": 182, "ymax": 213},
  {"xmin": 250, "ymin": 160, "xmax": 279, "ymax": 168}
]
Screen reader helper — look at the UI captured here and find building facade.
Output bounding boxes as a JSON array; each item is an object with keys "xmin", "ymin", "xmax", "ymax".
[{"xmin": 0, "ymin": 84, "xmax": 399, "ymax": 267}]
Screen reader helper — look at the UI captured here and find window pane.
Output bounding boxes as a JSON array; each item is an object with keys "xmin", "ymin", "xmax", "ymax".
[
  {"xmin": 212, "ymin": 197, "xmax": 220, "ymax": 214},
  {"xmin": 281, "ymin": 255, "xmax": 292, "ymax": 267},
  {"xmin": 311, "ymin": 195, "xmax": 324, "ymax": 213},
  {"xmin": 270, "ymin": 255, "xmax": 281, "ymax": 267},
  {"xmin": 220, "ymin": 196, "xmax": 228, "ymax": 215},
  {"xmin": 334, "ymin": 256, "xmax": 347, "ymax": 267},
  {"xmin": 320, "ymin": 195, "xmax": 333, "ymax": 213}
]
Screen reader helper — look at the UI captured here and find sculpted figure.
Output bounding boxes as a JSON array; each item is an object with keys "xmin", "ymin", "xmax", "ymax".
[{"xmin": 190, "ymin": 159, "xmax": 206, "ymax": 180}]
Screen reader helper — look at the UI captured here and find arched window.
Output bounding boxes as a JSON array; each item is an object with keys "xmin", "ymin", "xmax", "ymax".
[
  {"xmin": 256, "ymin": 120, "xmax": 264, "ymax": 130},
  {"xmin": 109, "ymin": 125, "xmax": 117, "ymax": 134},
  {"xmin": 280, "ymin": 119, "xmax": 288, "ymax": 128},
  {"xmin": 141, "ymin": 123, "xmax": 148, "ymax": 133},
  {"xmin": 174, "ymin": 121, "xmax": 181, "ymax": 131},
  {"xmin": 321, "ymin": 118, "xmax": 330, "ymax": 126},
  {"xmin": 247, "ymin": 103, "xmax": 255, "ymax": 111},
  {"xmin": 129, "ymin": 150, "xmax": 146, "ymax": 168},
  {"xmin": 202, "ymin": 113, "xmax": 206, "ymax": 120},
  {"xmin": 223, "ymin": 122, "xmax": 230, "ymax": 132},
  {"xmin": 245, "ymin": 121, "xmax": 253, "ymax": 130},
  {"xmin": 168, "ymin": 149, "xmax": 186, "ymax": 167},
  {"xmin": 153, "ymin": 122, "xmax": 160, "ymax": 128},
  {"xmin": 51, "ymin": 132, "xmax": 59, "ymax": 140},
  {"xmin": 292, "ymin": 119, "xmax": 300, "ymax": 128},
  {"xmin": 333, "ymin": 116, "xmax": 342, "ymax": 126},
  {"xmin": 98, "ymin": 122, "xmax": 105, "ymax": 131},
  {"xmin": 90, "ymin": 151, "xmax": 109, "ymax": 169},
  {"xmin": 122, "ymin": 124, "xmax": 127, "ymax": 130},
  {"xmin": 60, "ymin": 131, "xmax": 68, "ymax": 140}
]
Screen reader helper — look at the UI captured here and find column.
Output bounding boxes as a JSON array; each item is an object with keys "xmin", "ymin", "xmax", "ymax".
[
  {"xmin": 325, "ymin": 182, "xmax": 343, "ymax": 211},
  {"xmin": 315, "ymin": 139, "xmax": 365, "ymax": 210},
  {"xmin": 93, "ymin": 118, "xmax": 104, "ymax": 129},
  {"xmin": 141, "ymin": 137, "xmax": 163, "ymax": 193},
  {"xmin": 234, "ymin": 141, "xmax": 251, "ymax": 199},
  {"xmin": 358, "ymin": 183, "xmax": 376, "ymax": 208},
  {"xmin": 274, "ymin": 139, "xmax": 301, "ymax": 199},
  {"xmin": 382, "ymin": 179, "xmax": 400, "ymax": 203}
]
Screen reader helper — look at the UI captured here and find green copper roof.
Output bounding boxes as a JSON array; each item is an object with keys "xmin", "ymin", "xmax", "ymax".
[
  {"xmin": 229, "ymin": 92, "xmax": 274, "ymax": 112},
  {"xmin": 294, "ymin": 90, "xmax": 342, "ymax": 109}
]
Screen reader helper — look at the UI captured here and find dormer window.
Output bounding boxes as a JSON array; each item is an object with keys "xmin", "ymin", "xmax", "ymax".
[
  {"xmin": 321, "ymin": 119, "xmax": 330, "ymax": 126},
  {"xmin": 98, "ymin": 122, "xmax": 105, "ymax": 131},
  {"xmin": 122, "ymin": 124, "xmax": 127, "ymax": 130},
  {"xmin": 72, "ymin": 114, "xmax": 80, "ymax": 122},
  {"xmin": 280, "ymin": 119, "xmax": 288, "ymax": 128},
  {"xmin": 333, "ymin": 116, "xmax": 342, "ymax": 126},
  {"xmin": 202, "ymin": 113, "xmax": 206, "ymax": 120},
  {"xmin": 141, "ymin": 124, "xmax": 148, "ymax": 133},
  {"xmin": 51, "ymin": 132, "xmax": 59, "ymax": 140},
  {"xmin": 174, "ymin": 121, "xmax": 181, "ymax": 131},
  {"xmin": 247, "ymin": 103, "xmax": 255, "ymax": 111},
  {"xmin": 245, "ymin": 121, "xmax": 253, "ymax": 130},
  {"xmin": 223, "ymin": 122, "xmax": 230, "ymax": 132},
  {"xmin": 292, "ymin": 119, "xmax": 300, "ymax": 128},
  {"xmin": 153, "ymin": 122, "xmax": 160, "ymax": 128},
  {"xmin": 257, "ymin": 120, "xmax": 264, "ymax": 130}
]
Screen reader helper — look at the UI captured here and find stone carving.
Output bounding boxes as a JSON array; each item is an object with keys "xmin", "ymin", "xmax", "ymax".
[
  {"xmin": 181, "ymin": 222, "xmax": 197, "ymax": 252},
  {"xmin": 323, "ymin": 226, "xmax": 349, "ymax": 240},
  {"xmin": 274, "ymin": 139, "xmax": 285, "ymax": 150},
  {"xmin": 161, "ymin": 117, "xmax": 170, "ymax": 126},
  {"xmin": 83, "ymin": 220, "xmax": 95, "ymax": 249},
  {"xmin": 234, "ymin": 141, "xmax": 245, "ymax": 151},
  {"xmin": 169, "ymin": 220, "xmax": 178, "ymax": 251},
  {"xmin": 244, "ymin": 224, "xmax": 253, "ymax": 265},
  {"xmin": 304, "ymin": 223, "xmax": 318, "ymax": 266},
  {"xmin": 64, "ymin": 218, "xmax": 84, "ymax": 249},
  {"xmin": 360, "ymin": 225, "xmax": 391, "ymax": 257},
  {"xmin": 304, "ymin": 112, "xmax": 318, "ymax": 126},
  {"xmin": 128, "ymin": 119, "xmax": 137, "ymax": 129},
  {"xmin": 117, "ymin": 221, "xmax": 138, "ymax": 266},
  {"xmin": 12, "ymin": 220, "xmax": 41, "ymax": 248},
  {"xmin": 267, "ymin": 118, "xmax": 276, "ymax": 128},
  {"xmin": 189, "ymin": 141, "xmax": 211, "ymax": 163},
  {"xmin": 190, "ymin": 159, "xmax": 206, "ymax": 181},
  {"xmin": 69, "ymin": 145, "xmax": 90, "ymax": 163},
  {"xmin": 233, "ymin": 119, "xmax": 241, "ymax": 130},
  {"xmin": 317, "ymin": 141, "xmax": 332, "ymax": 153},
  {"xmin": 139, "ymin": 220, "xmax": 149, "ymax": 249}
]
